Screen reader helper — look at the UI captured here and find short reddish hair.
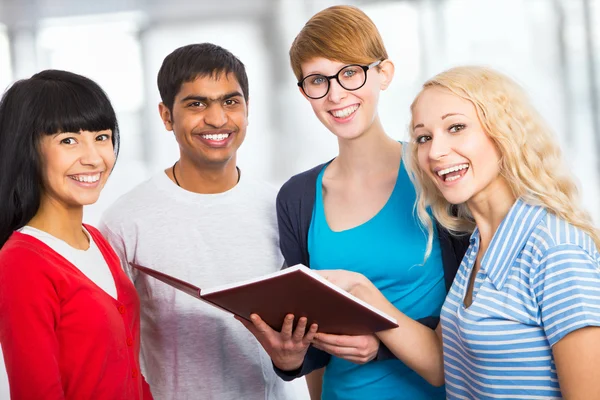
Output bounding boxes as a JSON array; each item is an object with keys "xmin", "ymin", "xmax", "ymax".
[{"xmin": 289, "ymin": 5, "xmax": 388, "ymax": 81}]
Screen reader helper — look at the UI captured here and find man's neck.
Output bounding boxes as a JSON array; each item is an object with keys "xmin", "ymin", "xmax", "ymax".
[{"xmin": 168, "ymin": 157, "xmax": 240, "ymax": 194}]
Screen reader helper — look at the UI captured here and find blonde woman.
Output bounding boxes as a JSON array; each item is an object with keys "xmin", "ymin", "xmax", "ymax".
[{"xmin": 316, "ymin": 66, "xmax": 600, "ymax": 399}]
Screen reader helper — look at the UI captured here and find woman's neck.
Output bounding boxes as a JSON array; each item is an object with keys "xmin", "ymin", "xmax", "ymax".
[
  {"xmin": 467, "ymin": 177, "xmax": 517, "ymax": 250},
  {"xmin": 334, "ymin": 118, "xmax": 401, "ymax": 177},
  {"xmin": 27, "ymin": 196, "xmax": 87, "ymax": 250}
]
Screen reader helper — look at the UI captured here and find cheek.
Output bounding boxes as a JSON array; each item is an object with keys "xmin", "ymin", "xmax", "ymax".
[
  {"xmin": 41, "ymin": 150, "xmax": 66, "ymax": 180},
  {"xmin": 232, "ymin": 112, "xmax": 248, "ymax": 130},
  {"xmin": 103, "ymin": 151, "xmax": 117, "ymax": 171},
  {"xmin": 470, "ymin": 135, "xmax": 501, "ymax": 176},
  {"xmin": 309, "ymin": 99, "xmax": 325, "ymax": 115},
  {"xmin": 416, "ymin": 145, "xmax": 430, "ymax": 171}
]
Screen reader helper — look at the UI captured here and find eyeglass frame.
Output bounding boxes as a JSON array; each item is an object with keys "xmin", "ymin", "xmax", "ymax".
[{"xmin": 297, "ymin": 60, "xmax": 383, "ymax": 100}]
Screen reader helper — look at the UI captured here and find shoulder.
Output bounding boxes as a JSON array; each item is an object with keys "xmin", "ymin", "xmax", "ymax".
[
  {"xmin": 530, "ymin": 212, "xmax": 599, "ymax": 266},
  {"xmin": 100, "ymin": 175, "xmax": 161, "ymax": 230},
  {"xmin": 239, "ymin": 175, "xmax": 279, "ymax": 203},
  {"xmin": 0, "ymin": 234, "xmax": 56, "ymax": 277},
  {"xmin": 277, "ymin": 162, "xmax": 328, "ymax": 204}
]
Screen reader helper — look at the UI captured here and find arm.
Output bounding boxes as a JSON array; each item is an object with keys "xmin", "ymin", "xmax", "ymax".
[
  {"xmin": 0, "ymin": 255, "xmax": 66, "ymax": 399},
  {"xmin": 314, "ymin": 224, "xmax": 467, "ymax": 364},
  {"xmin": 534, "ymin": 244, "xmax": 600, "ymax": 398},
  {"xmin": 552, "ymin": 326, "xmax": 600, "ymax": 399},
  {"xmin": 306, "ymin": 368, "xmax": 324, "ymax": 400},
  {"xmin": 314, "ymin": 270, "xmax": 445, "ymax": 386}
]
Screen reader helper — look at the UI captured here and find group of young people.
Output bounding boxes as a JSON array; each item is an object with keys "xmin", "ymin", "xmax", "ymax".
[{"xmin": 0, "ymin": 5, "xmax": 598, "ymax": 400}]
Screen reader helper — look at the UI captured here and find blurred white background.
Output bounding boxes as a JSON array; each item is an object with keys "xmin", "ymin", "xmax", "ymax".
[{"xmin": 1, "ymin": 0, "xmax": 600, "ymax": 398}]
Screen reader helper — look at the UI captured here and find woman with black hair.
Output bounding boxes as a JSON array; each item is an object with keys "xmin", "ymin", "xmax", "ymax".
[{"xmin": 0, "ymin": 70, "xmax": 152, "ymax": 399}]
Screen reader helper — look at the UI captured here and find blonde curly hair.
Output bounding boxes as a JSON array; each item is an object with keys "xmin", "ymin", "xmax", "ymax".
[{"xmin": 407, "ymin": 66, "xmax": 600, "ymax": 258}]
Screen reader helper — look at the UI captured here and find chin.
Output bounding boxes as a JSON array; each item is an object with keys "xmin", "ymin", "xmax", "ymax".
[
  {"xmin": 440, "ymin": 193, "xmax": 471, "ymax": 205},
  {"xmin": 330, "ymin": 127, "xmax": 364, "ymax": 141},
  {"xmin": 72, "ymin": 195, "xmax": 101, "ymax": 207}
]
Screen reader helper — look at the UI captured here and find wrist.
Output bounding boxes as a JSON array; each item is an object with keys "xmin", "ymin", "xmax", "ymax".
[{"xmin": 274, "ymin": 358, "xmax": 304, "ymax": 372}]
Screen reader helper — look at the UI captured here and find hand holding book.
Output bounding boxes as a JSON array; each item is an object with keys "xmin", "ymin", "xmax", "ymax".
[{"xmin": 236, "ymin": 313, "xmax": 318, "ymax": 372}]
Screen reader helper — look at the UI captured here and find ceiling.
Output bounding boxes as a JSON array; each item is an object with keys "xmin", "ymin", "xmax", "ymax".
[{"xmin": 0, "ymin": 0, "xmax": 279, "ymax": 29}]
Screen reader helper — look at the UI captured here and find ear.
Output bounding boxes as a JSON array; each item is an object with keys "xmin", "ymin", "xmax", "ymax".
[
  {"xmin": 158, "ymin": 103, "xmax": 173, "ymax": 131},
  {"xmin": 378, "ymin": 60, "xmax": 395, "ymax": 90}
]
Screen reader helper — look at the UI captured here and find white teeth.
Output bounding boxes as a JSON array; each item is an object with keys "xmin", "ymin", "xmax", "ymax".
[
  {"xmin": 437, "ymin": 164, "xmax": 469, "ymax": 177},
  {"xmin": 331, "ymin": 105, "xmax": 359, "ymax": 118},
  {"xmin": 71, "ymin": 174, "xmax": 100, "ymax": 183},
  {"xmin": 445, "ymin": 175, "xmax": 462, "ymax": 182},
  {"xmin": 201, "ymin": 133, "xmax": 230, "ymax": 141}
]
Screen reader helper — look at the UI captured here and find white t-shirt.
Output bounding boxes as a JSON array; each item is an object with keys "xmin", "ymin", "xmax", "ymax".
[
  {"xmin": 99, "ymin": 171, "xmax": 297, "ymax": 400},
  {"xmin": 18, "ymin": 225, "xmax": 117, "ymax": 298}
]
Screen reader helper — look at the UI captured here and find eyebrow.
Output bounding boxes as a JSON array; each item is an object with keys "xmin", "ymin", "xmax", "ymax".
[
  {"xmin": 441, "ymin": 112, "xmax": 465, "ymax": 119},
  {"xmin": 412, "ymin": 113, "xmax": 466, "ymax": 130},
  {"xmin": 53, "ymin": 131, "xmax": 81, "ymax": 137},
  {"xmin": 179, "ymin": 91, "xmax": 244, "ymax": 104}
]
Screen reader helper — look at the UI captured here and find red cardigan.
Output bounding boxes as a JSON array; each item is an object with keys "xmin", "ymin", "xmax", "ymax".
[{"xmin": 0, "ymin": 225, "xmax": 153, "ymax": 399}]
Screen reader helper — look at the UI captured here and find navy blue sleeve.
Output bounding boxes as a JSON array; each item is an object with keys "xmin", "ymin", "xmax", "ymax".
[
  {"xmin": 275, "ymin": 180, "xmax": 306, "ymax": 267},
  {"xmin": 272, "ymin": 346, "xmax": 331, "ymax": 381},
  {"xmin": 273, "ymin": 174, "xmax": 332, "ymax": 379}
]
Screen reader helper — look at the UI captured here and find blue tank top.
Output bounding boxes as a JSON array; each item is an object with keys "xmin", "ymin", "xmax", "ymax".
[{"xmin": 308, "ymin": 156, "xmax": 446, "ymax": 400}]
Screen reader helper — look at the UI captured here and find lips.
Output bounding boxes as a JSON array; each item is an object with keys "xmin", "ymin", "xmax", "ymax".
[
  {"xmin": 194, "ymin": 131, "xmax": 234, "ymax": 147},
  {"xmin": 68, "ymin": 172, "xmax": 103, "ymax": 188},
  {"xmin": 330, "ymin": 104, "xmax": 359, "ymax": 119},
  {"xmin": 435, "ymin": 163, "xmax": 470, "ymax": 183}
]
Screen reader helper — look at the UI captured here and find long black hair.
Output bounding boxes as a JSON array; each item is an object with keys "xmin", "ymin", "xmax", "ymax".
[{"xmin": 0, "ymin": 69, "xmax": 119, "ymax": 248}]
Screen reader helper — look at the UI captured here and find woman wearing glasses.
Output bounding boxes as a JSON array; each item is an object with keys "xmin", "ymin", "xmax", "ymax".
[{"xmin": 238, "ymin": 5, "xmax": 468, "ymax": 399}]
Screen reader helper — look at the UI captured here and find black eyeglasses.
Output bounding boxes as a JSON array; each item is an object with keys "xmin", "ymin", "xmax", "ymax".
[{"xmin": 298, "ymin": 60, "xmax": 382, "ymax": 100}]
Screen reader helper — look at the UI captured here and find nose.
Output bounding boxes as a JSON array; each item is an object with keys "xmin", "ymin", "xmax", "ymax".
[
  {"xmin": 326, "ymin": 78, "xmax": 347, "ymax": 103},
  {"xmin": 428, "ymin": 132, "xmax": 451, "ymax": 161},
  {"xmin": 204, "ymin": 104, "xmax": 227, "ymax": 128},
  {"xmin": 79, "ymin": 139, "xmax": 103, "ymax": 167}
]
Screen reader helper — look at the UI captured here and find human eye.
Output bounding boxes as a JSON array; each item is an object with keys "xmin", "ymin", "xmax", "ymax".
[
  {"xmin": 224, "ymin": 98, "xmax": 240, "ymax": 106},
  {"xmin": 187, "ymin": 101, "xmax": 205, "ymax": 108},
  {"xmin": 96, "ymin": 133, "xmax": 111, "ymax": 142},
  {"xmin": 342, "ymin": 67, "xmax": 360, "ymax": 77},
  {"xmin": 60, "ymin": 137, "xmax": 77, "ymax": 145},
  {"xmin": 310, "ymin": 75, "xmax": 326, "ymax": 86},
  {"xmin": 448, "ymin": 123, "xmax": 466, "ymax": 133},
  {"xmin": 415, "ymin": 135, "xmax": 431, "ymax": 144}
]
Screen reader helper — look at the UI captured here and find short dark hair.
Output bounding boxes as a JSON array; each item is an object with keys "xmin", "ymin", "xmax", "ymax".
[
  {"xmin": 157, "ymin": 43, "xmax": 249, "ymax": 111},
  {"xmin": 0, "ymin": 69, "xmax": 119, "ymax": 247}
]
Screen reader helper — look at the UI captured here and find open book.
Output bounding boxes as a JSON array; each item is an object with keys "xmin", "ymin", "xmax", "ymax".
[{"xmin": 132, "ymin": 263, "xmax": 398, "ymax": 335}]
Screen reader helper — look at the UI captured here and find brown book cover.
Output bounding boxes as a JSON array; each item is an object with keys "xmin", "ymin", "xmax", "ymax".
[{"xmin": 132, "ymin": 263, "xmax": 398, "ymax": 335}]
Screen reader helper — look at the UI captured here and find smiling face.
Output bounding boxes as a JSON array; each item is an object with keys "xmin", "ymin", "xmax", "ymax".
[
  {"xmin": 299, "ymin": 57, "xmax": 391, "ymax": 140},
  {"xmin": 412, "ymin": 87, "xmax": 507, "ymax": 205},
  {"xmin": 159, "ymin": 73, "xmax": 248, "ymax": 168},
  {"xmin": 38, "ymin": 129, "xmax": 115, "ymax": 209}
]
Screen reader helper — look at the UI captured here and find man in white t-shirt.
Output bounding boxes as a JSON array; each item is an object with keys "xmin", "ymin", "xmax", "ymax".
[{"xmin": 99, "ymin": 43, "xmax": 297, "ymax": 400}]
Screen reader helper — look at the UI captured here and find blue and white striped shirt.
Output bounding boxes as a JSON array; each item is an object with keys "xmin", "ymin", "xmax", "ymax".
[{"xmin": 441, "ymin": 199, "xmax": 600, "ymax": 399}]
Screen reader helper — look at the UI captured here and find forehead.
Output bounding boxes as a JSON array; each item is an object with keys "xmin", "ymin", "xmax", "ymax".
[
  {"xmin": 301, "ymin": 57, "xmax": 349, "ymax": 76},
  {"xmin": 413, "ymin": 87, "xmax": 476, "ymax": 120},
  {"xmin": 176, "ymin": 73, "xmax": 244, "ymax": 100}
]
